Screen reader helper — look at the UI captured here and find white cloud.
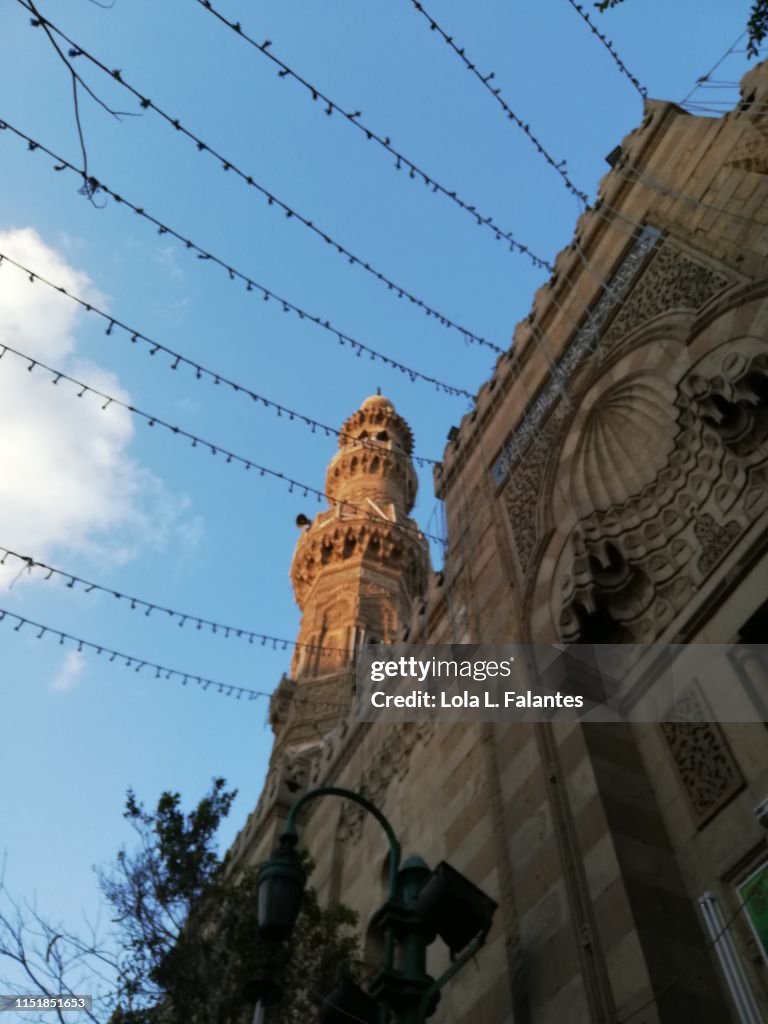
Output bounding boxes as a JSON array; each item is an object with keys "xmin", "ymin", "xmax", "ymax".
[
  {"xmin": 50, "ymin": 649, "xmax": 86, "ymax": 693},
  {"xmin": 0, "ymin": 227, "xmax": 201, "ymax": 585}
]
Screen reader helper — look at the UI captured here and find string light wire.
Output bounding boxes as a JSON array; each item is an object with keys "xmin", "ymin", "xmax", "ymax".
[
  {"xmin": 0, "ymin": 604, "xmax": 352, "ymax": 710},
  {"xmin": 0, "ymin": 119, "xmax": 474, "ymax": 400},
  {"xmin": 0, "ymin": 248, "xmax": 441, "ymax": 468},
  {"xmin": 405, "ymin": 0, "xmax": 589, "ymax": 206},
  {"xmin": 563, "ymin": 1, "xmax": 647, "ymax": 98},
  {"xmin": 189, "ymin": 0, "xmax": 553, "ymax": 271},
  {"xmin": 1, "ymin": 107, "xmax": 752, "ymax": 471},
  {"xmin": 0, "ymin": 545, "xmax": 349, "ymax": 655},
  {"xmin": 3, "ymin": 100, "xmax": 754, "ymax": 432},
  {"xmin": 18, "ymin": 0, "xmax": 500, "ymax": 355},
  {"xmin": 0, "ymin": 112, "xmax": 581, "ymax": 416}
]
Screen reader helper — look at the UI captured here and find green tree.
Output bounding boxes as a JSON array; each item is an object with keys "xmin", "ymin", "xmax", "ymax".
[
  {"xmin": 0, "ymin": 780, "xmax": 359, "ymax": 1024},
  {"xmin": 596, "ymin": 0, "xmax": 768, "ymax": 58}
]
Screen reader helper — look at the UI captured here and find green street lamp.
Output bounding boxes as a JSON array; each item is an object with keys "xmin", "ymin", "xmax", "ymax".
[
  {"xmin": 255, "ymin": 831, "xmax": 305, "ymax": 942},
  {"xmin": 255, "ymin": 786, "xmax": 498, "ymax": 1024}
]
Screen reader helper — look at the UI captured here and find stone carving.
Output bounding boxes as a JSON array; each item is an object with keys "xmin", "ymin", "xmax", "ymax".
[
  {"xmin": 728, "ymin": 122, "xmax": 768, "ymax": 174},
  {"xmin": 291, "ymin": 518, "xmax": 429, "ymax": 608},
  {"xmin": 492, "ymin": 226, "xmax": 662, "ymax": 486},
  {"xmin": 570, "ymin": 375, "xmax": 678, "ymax": 513},
  {"xmin": 493, "ymin": 237, "xmax": 732, "ymax": 489},
  {"xmin": 497, "ymin": 238, "xmax": 734, "ymax": 585},
  {"xmin": 684, "ymin": 350, "xmax": 768, "ymax": 460},
  {"xmin": 694, "ymin": 514, "xmax": 741, "ymax": 574},
  {"xmin": 270, "ymin": 674, "xmax": 297, "ymax": 730},
  {"xmin": 660, "ymin": 685, "xmax": 745, "ymax": 826},
  {"xmin": 600, "ymin": 243, "xmax": 730, "ymax": 355},
  {"xmin": 559, "ymin": 346, "xmax": 768, "ymax": 643},
  {"xmin": 327, "ymin": 394, "xmax": 418, "ymax": 514},
  {"xmin": 338, "ymin": 722, "xmax": 435, "ymax": 844},
  {"xmin": 503, "ymin": 409, "xmax": 566, "ymax": 572}
]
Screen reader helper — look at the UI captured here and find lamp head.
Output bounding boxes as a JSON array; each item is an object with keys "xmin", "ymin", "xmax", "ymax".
[
  {"xmin": 318, "ymin": 978, "xmax": 378, "ymax": 1024},
  {"xmin": 256, "ymin": 831, "xmax": 306, "ymax": 942},
  {"xmin": 414, "ymin": 861, "xmax": 497, "ymax": 959}
]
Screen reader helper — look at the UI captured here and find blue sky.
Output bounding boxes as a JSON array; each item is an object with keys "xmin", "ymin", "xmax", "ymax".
[{"xmin": 0, "ymin": 0, "xmax": 758, "ymax": 962}]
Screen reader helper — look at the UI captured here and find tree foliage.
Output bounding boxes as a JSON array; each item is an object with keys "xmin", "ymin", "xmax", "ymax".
[
  {"xmin": 596, "ymin": 0, "xmax": 768, "ymax": 58},
  {"xmin": 0, "ymin": 780, "xmax": 359, "ymax": 1024}
]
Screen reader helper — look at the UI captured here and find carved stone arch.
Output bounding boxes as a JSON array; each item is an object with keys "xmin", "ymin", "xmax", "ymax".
[
  {"xmin": 533, "ymin": 329, "xmax": 768, "ymax": 643},
  {"xmin": 509, "ymin": 319, "xmax": 693, "ymax": 608},
  {"xmin": 526, "ymin": 340, "xmax": 688, "ymax": 640}
]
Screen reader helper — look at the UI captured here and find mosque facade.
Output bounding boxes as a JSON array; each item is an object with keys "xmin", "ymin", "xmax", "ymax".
[{"xmin": 229, "ymin": 63, "xmax": 768, "ymax": 1023}]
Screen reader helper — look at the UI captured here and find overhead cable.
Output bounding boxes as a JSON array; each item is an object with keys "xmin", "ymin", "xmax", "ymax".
[{"xmin": 680, "ymin": 31, "xmax": 746, "ymax": 106}]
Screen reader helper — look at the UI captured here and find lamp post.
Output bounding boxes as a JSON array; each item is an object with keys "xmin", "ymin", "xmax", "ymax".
[{"xmin": 255, "ymin": 786, "xmax": 497, "ymax": 1024}]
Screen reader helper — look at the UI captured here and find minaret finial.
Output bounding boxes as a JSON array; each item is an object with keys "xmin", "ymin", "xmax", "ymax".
[{"xmin": 376, "ymin": 386, "xmax": 382, "ymax": 395}]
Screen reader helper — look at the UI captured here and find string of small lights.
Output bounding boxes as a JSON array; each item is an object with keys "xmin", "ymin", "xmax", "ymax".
[
  {"xmin": 184, "ymin": 2, "xmax": 603, "ymax": 401},
  {"xmin": 0, "ymin": 545, "xmax": 350, "ymax": 654},
  {"xmin": 0, "ymin": 249, "xmax": 441, "ymax": 468},
  {"xmin": 0, "ymin": 340, "xmax": 447, "ymax": 547},
  {"xmin": 563, "ymin": 1, "xmax": 647, "ymax": 99},
  {"xmin": 0, "ymin": 604, "xmax": 353, "ymax": 709},
  {"xmin": 9, "ymin": 109, "xmax": 746, "ymax": 472},
  {"xmin": 20, "ymin": 0, "xmax": 500, "ymax": 356},
  {"xmin": 405, "ymin": 0, "xmax": 589, "ymax": 206},
  {"xmin": 14, "ymin": 13, "xmax": 671, "ymax": 413},
  {"xmin": 0, "ymin": 118, "xmax": 474, "ymax": 400},
  {"xmin": 0, "ymin": 130, "xmax": 602, "ymax": 505},
  {"xmin": 0, "ymin": 129, "xmax": 667, "ymax": 520},
  {"xmin": 189, "ymin": 0, "xmax": 553, "ymax": 272}
]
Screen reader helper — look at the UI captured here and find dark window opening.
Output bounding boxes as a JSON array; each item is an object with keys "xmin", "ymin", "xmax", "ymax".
[{"xmin": 739, "ymin": 597, "xmax": 768, "ymax": 643}]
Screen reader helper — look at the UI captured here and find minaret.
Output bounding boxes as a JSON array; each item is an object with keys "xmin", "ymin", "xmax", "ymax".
[{"xmin": 269, "ymin": 394, "xmax": 430, "ymax": 752}]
